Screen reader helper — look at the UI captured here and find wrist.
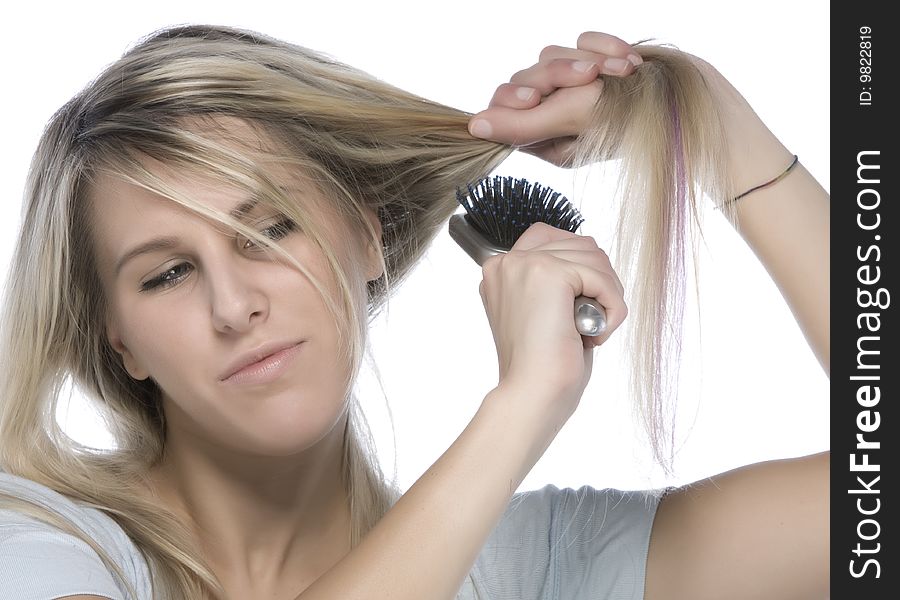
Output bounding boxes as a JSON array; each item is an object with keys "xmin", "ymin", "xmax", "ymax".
[
  {"xmin": 701, "ymin": 66, "xmax": 794, "ymax": 199},
  {"xmin": 476, "ymin": 382, "xmax": 574, "ymax": 472}
]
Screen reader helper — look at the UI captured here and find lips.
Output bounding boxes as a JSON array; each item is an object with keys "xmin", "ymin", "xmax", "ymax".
[{"xmin": 219, "ymin": 340, "xmax": 304, "ymax": 383}]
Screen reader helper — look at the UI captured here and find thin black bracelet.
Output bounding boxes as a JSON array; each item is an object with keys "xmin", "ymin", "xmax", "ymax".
[{"xmin": 717, "ymin": 154, "xmax": 800, "ymax": 210}]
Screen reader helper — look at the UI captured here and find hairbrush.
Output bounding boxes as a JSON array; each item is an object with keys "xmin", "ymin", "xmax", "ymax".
[{"xmin": 449, "ymin": 176, "xmax": 607, "ymax": 336}]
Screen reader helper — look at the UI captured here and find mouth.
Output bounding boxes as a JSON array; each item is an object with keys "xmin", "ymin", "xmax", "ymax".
[{"xmin": 220, "ymin": 341, "xmax": 305, "ymax": 385}]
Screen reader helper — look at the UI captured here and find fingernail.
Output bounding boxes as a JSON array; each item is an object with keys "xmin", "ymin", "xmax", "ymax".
[
  {"xmin": 603, "ymin": 57, "xmax": 630, "ymax": 75},
  {"xmin": 470, "ymin": 119, "xmax": 493, "ymax": 138},
  {"xmin": 627, "ymin": 53, "xmax": 643, "ymax": 67},
  {"xmin": 572, "ymin": 60, "xmax": 597, "ymax": 73},
  {"xmin": 516, "ymin": 86, "xmax": 537, "ymax": 101}
]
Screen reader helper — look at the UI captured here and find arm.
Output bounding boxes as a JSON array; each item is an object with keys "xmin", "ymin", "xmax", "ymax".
[
  {"xmin": 646, "ymin": 451, "xmax": 829, "ymax": 600},
  {"xmin": 644, "ymin": 66, "xmax": 830, "ymax": 600},
  {"xmin": 300, "ymin": 385, "xmax": 560, "ymax": 600},
  {"xmin": 301, "ymin": 226, "xmax": 625, "ymax": 598},
  {"xmin": 467, "ymin": 33, "xmax": 829, "ymax": 376},
  {"xmin": 468, "ymin": 32, "xmax": 830, "ymax": 599},
  {"xmin": 709, "ymin": 68, "xmax": 830, "ymax": 374}
]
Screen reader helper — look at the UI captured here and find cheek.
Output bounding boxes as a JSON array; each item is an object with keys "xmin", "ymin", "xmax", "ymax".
[{"xmin": 115, "ymin": 296, "xmax": 209, "ymax": 386}]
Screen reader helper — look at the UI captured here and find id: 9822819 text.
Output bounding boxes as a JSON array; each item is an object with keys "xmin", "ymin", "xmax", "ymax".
[{"xmin": 859, "ymin": 26, "xmax": 872, "ymax": 106}]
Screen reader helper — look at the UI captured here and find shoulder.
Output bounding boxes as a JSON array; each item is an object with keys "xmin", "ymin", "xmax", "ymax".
[
  {"xmin": 462, "ymin": 484, "xmax": 663, "ymax": 600},
  {"xmin": 645, "ymin": 452, "xmax": 829, "ymax": 600},
  {"xmin": 0, "ymin": 470, "xmax": 152, "ymax": 600}
]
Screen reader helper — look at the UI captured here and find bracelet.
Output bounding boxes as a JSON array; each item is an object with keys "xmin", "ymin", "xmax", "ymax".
[{"xmin": 717, "ymin": 154, "xmax": 800, "ymax": 210}]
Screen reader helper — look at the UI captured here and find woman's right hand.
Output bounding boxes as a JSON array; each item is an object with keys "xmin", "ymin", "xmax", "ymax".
[
  {"xmin": 478, "ymin": 221, "xmax": 627, "ymax": 425},
  {"xmin": 303, "ymin": 228, "xmax": 625, "ymax": 600}
]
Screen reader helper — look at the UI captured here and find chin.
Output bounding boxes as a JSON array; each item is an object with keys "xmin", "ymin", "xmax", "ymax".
[{"xmin": 225, "ymin": 402, "xmax": 349, "ymax": 458}]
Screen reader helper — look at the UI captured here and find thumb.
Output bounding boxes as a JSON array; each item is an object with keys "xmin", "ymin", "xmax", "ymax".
[{"xmin": 511, "ymin": 222, "xmax": 579, "ymax": 252}]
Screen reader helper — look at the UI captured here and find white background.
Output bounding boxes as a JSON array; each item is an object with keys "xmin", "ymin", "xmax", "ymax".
[{"xmin": 0, "ymin": 1, "xmax": 829, "ymax": 492}]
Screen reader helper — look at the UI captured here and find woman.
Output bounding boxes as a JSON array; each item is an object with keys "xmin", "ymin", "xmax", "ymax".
[{"xmin": 0, "ymin": 24, "xmax": 828, "ymax": 599}]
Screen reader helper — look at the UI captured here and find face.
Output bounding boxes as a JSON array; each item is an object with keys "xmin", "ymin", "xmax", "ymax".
[{"xmin": 89, "ymin": 135, "xmax": 382, "ymax": 459}]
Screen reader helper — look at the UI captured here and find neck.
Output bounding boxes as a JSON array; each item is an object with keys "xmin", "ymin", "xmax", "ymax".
[{"xmin": 145, "ymin": 413, "xmax": 353, "ymax": 597}]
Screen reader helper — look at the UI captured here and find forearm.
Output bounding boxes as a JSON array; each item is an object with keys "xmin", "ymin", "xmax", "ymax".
[
  {"xmin": 299, "ymin": 385, "xmax": 555, "ymax": 600},
  {"xmin": 712, "ymin": 75, "xmax": 830, "ymax": 375}
]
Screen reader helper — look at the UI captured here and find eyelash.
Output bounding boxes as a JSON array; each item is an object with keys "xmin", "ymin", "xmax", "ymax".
[
  {"xmin": 241, "ymin": 219, "xmax": 297, "ymax": 250},
  {"xmin": 139, "ymin": 219, "xmax": 298, "ymax": 292}
]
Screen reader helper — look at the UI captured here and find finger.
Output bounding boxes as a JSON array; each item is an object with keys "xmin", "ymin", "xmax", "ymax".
[
  {"xmin": 523, "ymin": 231, "xmax": 626, "ymax": 299},
  {"xmin": 539, "ymin": 44, "xmax": 597, "ymax": 63},
  {"xmin": 576, "ymin": 31, "xmax": 641, "ymax": 63},
  {"xmin": 508, "ymin": 234, "xmax": 625, "ymax": 295},
  {"xmin": 488, "ymin": 83, "xmax": 542, "ymax": 110},
  {"xmin": 509, "ymin": 221, "xmax": 579, "ymax": 251},
  {"xmin": 544, "ymin": 258, "xmax": 627, "ymax": 346},
  {"xmin": 605, "ymin": 252, "xmax": 626, "ymax": 298},
  {"xmin": 537, "ymin": 45, "xmax": 643, "ymax": 74},
  {"xmin": 537, "ymin": 250, "xmax": 621, "ymax": 292},
  {"xmin": 519, "ymin": 247, "xmax": 624, "ymax": 296},
  {"xmin": 484, "ymin": 250, "xmax": 625, "ymax": 328},
  {"xmin": 469, "ymin": 82, "xmax": 601, "ymax": 145},
  {"xmin": 521, "ymin": 234, "xmax": 603, "ymax": 255},
  {"xmin": 509, "ymin": 58, "xmax": 603, "ymax": 96}
]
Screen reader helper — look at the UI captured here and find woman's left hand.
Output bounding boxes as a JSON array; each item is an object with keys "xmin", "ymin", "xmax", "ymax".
[{"xmin": 468, "ymin": 32, "xmax": 643, "ymax": 167}]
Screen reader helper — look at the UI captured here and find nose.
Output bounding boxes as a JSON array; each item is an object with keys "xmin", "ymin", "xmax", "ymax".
[{"xmin": 208, "ymin": 260, "xmax": 269, "ymax": 334}]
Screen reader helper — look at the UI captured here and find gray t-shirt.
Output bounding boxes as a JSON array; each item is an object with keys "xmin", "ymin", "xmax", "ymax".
[{"xmin": 0, "ymin": 471, "xmax": 659, "ymax": 599}]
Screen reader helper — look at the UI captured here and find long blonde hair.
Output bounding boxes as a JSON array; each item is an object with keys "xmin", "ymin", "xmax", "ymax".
[{"xmin": 0, "ymin": 25, "xmax": 730, "ymax": 598}]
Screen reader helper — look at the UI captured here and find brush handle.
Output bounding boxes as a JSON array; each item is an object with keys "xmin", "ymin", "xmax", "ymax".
[
  {"xmin": 449, "ymin": 214, "xmax": 608, "ymax": 337},
  {"xmin": 574, "ymin": 296, "xmax": 607, "ymax": 336}
]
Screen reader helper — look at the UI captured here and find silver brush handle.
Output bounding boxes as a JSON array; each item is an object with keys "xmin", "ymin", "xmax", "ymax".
[
  {"xmin": 449, "ymin": 214, "xmax": 608, "ymax": 337},
  {"xmin": 573, "ymin": 296, "xmax": 607, "ymax": 336}
]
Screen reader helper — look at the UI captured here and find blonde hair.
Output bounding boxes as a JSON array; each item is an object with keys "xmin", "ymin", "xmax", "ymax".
[{"xmin": 0, "ymin": 25, "xmax": 731, "ymax": 598}]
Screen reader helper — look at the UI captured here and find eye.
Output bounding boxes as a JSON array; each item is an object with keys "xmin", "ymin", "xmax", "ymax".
[
  {"xmin": 140, "ymin": 263, "xmax": 194, "ymax": 292},
  {"xmin": 242, "ymin": 218, "xmax": 298, "ymax": 250}
]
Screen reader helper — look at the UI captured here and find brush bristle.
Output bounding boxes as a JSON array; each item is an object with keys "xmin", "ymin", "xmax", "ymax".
[{"xmin": 455, "ymin": 176, "xmax": 584, "ymax": 249}]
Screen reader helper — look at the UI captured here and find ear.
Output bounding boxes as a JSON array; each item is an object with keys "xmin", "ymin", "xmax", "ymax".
[
  {"xmin": 362, "ymin": 206, "xmax": 385, "ymax": 282},
  {"xmin": 106, "ymin": 319, "xmax": 151, "ymax": 381}
]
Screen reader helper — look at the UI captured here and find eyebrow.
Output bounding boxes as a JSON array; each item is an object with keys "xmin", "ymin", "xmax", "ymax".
[
  {"xmin": 229, "ymin": 198, "xmax": 259, "ymax": 220},
  {"xmin": 113, "ymin": 198, "xmax": 260, "ymax": 277}
]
